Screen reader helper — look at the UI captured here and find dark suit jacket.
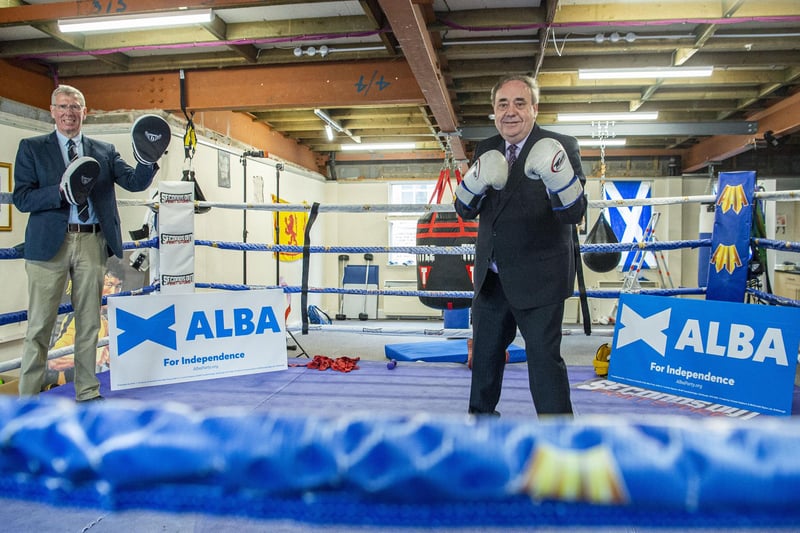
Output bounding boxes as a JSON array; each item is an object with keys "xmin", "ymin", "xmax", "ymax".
[
  {"xmin": 13, "ymin": 131, "xmax": 157, "ymax": 261},
  {"xmin": 455, "ymin": 124, "xmax": 587, "ymax": 309}
]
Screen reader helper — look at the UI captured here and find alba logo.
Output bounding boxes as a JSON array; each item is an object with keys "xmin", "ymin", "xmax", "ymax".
[
  {"xmin": 186, "ymin": 306, "xmax": 281, "ymax": 341},
  {"xmin": 116, "ymin": 305, "xmax": 282, "ymax": 356},
  {"xmin": 116, "ymin": 306, "xmax": 177, "ymax": 355},
  {"xmin": 616, "ymin": 303, "xmax": 788, "ymax": 365}
]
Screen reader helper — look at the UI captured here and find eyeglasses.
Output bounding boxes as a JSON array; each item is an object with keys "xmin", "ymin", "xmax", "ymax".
[{"xmin": 53, "ymin": 104, "xmax": 83, "ymax": 112}]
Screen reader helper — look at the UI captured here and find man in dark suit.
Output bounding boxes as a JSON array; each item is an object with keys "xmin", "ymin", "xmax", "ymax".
[
  {"xmin": 455, "ymin": 75, "xmax": 587, "ymax": 417},
  {"xmin": 13, "ymin": 84, "xmax": 160, "ymax": 402}
]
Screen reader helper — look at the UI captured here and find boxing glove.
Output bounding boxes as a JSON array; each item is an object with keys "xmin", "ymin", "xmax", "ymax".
[
  {"xmin": 455, "ymin": 149, "xmax": 508, "ymax": 209},
  {"xmin": 524, "ymin": 138, "xmax": 584, "ymax": 209}
]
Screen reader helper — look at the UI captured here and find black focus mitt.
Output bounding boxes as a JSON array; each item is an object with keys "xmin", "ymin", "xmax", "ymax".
[
  {"xmin": 59, "ymin": 156, "xmax": 100, "ymax": 205},
  {"xmin": 131, "ymin": 114, "xmax": 170, "ymax": 165}
]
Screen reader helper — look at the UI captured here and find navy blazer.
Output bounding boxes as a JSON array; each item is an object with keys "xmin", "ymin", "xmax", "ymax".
[
  {"xmin": 13, "ymin": 131, "xmax": 157, "ymax": 261},
  {"xmin": 455, "ymin": 124, "xmax": 587, "ymax": 309}
]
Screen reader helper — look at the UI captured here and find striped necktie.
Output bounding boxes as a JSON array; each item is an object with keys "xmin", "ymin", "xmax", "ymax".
[
  {"xmin": 67, "ymin": 139, "xmax": 78, "ymax": 162},
  {"xmin": 507, "ymin": 144, "xmax": 517, "ymax": 169},
  {"xmin": 68, "ymin": 139, "xmax": 90, "ymax": 222}
]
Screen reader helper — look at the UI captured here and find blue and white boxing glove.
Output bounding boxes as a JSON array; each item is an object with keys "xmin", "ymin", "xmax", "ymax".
[
  {"xmin": 524, "ymin": 138, "xmax": 584, "ymax": 210},
  {"xmin": 455, "ymin": 150, "xmax": 508, "ymax": 209}
]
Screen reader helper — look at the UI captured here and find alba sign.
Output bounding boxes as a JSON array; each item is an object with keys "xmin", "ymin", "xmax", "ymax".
[
  {"xmin": 608, "ymin": 294, "xmax": 800, "ymax": 416},
  {"xmin": 108, "ymin": 289, "xmax": 288, "ymax": 390}
]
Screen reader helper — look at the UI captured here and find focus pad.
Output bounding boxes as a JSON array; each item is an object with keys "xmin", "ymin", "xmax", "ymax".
[
  {"xmin": 60, "ymin": 156, "xmax": 100, "ymax": 206},
  {"xmin": 131, "ymin": 114, "xmax": 170, "ymax": 164}
]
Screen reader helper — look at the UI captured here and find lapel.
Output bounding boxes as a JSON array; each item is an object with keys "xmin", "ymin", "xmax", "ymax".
[
  {"xmin": 490, "ymin": 125, "xmax": 544, "ymax": 222},
  {"xmin": 46, "ymin": 132, "xmax": 68, "ymax": 174},
  {"xmin": 81, "ymin": 136, "xmax": 95, "ymax": 159}
]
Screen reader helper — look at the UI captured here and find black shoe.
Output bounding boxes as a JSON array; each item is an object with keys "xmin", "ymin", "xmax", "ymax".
[
  {"xmin": 76, "ymin": 395, "xmax": 105, "ymax": 403},
  {"xmin": 468, "ymin": 408, "xmax": 501, "ymax": 417}
]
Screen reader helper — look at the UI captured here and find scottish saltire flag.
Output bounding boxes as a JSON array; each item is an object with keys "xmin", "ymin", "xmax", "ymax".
[{"xmin": 604, "ymin": 181, "xmax": 654, "ymax": 270}]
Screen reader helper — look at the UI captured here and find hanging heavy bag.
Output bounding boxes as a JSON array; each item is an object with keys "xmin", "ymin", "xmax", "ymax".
[
  {"xmin": 582, "ymin": 211, "xmax": 621, "ymax": 273},
  {"xmin": 416, "ymin": 166, "xmax": 477, "ymax": 310}
]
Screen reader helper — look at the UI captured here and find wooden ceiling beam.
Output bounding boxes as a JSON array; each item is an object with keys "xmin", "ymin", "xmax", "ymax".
[
  {"xmin": 63, "ymin": 59, "xmax": 425, "ymax": 113},
  {"xmin": 378, "ymin": 0, "xmax": 465, "ymax": 160}
]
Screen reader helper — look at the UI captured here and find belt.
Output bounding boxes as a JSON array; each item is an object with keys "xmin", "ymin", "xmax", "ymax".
[{"xmin": 67, "ymin": 223, "xmax": 102, "ymax": 234}]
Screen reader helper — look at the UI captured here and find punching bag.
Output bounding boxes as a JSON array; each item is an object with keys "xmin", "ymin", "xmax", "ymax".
[
  {"xmin": 416, "ymin": 166, "xmax": 476, "ymax": 310},
  {"xmin": 416, "ymin": 211, "xmax": 477, "ymax": 309},
  {"xmin": 582, "ymin": 211, "xmax": 621, "ymax": 273}
]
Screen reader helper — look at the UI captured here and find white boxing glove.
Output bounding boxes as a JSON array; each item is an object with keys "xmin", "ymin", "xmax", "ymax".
[
  {"xmin": 524, "ymin": 138, "xmax": 584, "ymax": 209},
  {"xmin": 455, "ymin": 149, "xmax": 508, "ymax": 209}
]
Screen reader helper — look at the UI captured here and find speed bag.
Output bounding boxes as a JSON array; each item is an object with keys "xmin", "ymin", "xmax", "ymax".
[
  {"xmin": 416, "ymin": 211, "xmax": 477, "ymax": 309},
  {"xmin": 582, "ymin": 212, "xmax": 621, "ymax": 273}
]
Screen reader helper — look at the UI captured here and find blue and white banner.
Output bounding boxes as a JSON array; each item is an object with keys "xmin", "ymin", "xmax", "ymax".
[
  {"xmin": 604, "ymin": 181, "xmax": 653, "ymax": 270},
  {"xmin": 108, "ymin": 289, "xmax": 288, "ymax": 390},
  {"xmin": 608, "ymin": 294, "xmax": 800, "ymax": 416}
]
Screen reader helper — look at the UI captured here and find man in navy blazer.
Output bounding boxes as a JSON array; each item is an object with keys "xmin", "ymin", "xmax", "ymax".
[
  {"xmin": 13, "ymin": 84, "xmax": 160, "ymax": 401},
  {"xmin": 455, "ymin": 75, "xmax": 587, "ymax": 417}
]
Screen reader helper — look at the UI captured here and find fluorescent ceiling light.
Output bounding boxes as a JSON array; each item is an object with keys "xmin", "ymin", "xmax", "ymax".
[
  {"xmin": 578, "ymin": 138, "xmax": 627, "ymax": 147},
  {"xmin": 314, "ymin": 109, "xmax": 361, "ymax": 144},
  {"xmin": 578, "ymin": 66, "xmax": 713, "ymax": 80},
  {"xmin": 341, "ymin": 143, "xmax": 416, "ymax": 151},
  {"xmin": 324, "ymin": 124, "xmax": 335, "ymax": 142},
  {"xmin": 58, "ymin": 9, "xmax": 213, "ymax": 33},
  {"xmin": 557, "ymin": 112, "xmax": 659, "ymax": 122}
]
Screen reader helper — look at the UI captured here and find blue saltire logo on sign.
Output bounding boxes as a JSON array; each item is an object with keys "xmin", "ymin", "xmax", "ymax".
[
  {"xmin": 116, "ymin": 305, "xmax": 177, "ymax": 354},
  {"xmin": 608, "ymin": 294, "xmax": 800, "ymax": 416}
]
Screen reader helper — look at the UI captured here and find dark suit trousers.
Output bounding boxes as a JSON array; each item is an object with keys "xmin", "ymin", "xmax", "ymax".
[{"xmin": 469, "ymin": 271, "xmax": 573, "ymax": 416}]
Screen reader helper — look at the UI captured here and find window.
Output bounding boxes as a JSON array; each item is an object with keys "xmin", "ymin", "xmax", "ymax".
[{"xmin": 388, "ymin": 182, "xmax": 436, "ymax": 265}]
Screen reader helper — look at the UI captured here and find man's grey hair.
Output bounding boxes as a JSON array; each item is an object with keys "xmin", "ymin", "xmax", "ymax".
[
  {"xmin": 51, "ymin": 84, "xmax": 86, "ymax": 107},
  {"xmin": 490, "ymin": 75, "xmax": 540, "ymax": 106}
]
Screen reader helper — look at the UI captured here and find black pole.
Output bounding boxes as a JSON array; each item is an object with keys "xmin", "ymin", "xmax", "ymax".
[
  {"xmin": 239, "ymin": 150, "xmax": 265, "ymax": 286},
  {"xmin": 275, "ymin": 163, "xmax": 283, "ymax": 285}
]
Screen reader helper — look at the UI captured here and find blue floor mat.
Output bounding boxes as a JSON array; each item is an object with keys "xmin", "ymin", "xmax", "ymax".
[{"xmin": 384, "ymin": 338, "xmax": 526, "ymax": 363}]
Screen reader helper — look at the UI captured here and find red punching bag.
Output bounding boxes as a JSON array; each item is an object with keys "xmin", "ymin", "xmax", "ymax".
[{"xmin": 416, "ymin": 166, "xmax": 477, "ymax": 309}]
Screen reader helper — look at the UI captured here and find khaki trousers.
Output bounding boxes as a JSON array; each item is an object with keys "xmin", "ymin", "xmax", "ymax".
[{"xmin": 20, "ymin": 232, "xmax": 106, "ymax": 400}]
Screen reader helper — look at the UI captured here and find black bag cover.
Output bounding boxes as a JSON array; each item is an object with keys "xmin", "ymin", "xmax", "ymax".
[
  {"xmin": 583, "ymin": 212, "xmax": 621, "ymax": 273},
  {"xmin": 416, "ymin": 211, "xmax": 477, "ymax": 309},
  {"xmin": 182, "ymin": 170, "xmax": 210, "ymax": 214}
]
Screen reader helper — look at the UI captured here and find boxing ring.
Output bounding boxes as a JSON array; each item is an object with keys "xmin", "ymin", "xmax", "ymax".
[{"xmin": 1, "ymin": 178, "xmax": 800, "ymax": 531}]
